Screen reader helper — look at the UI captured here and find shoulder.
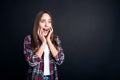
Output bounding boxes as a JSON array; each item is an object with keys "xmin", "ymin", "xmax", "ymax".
[
  {"xmin": 54, "ymin": 35, "xmax": 59, "ymax": 40},
  {"xmin": 24, "ymin": 35, "xmax": 31, "ymax": 41},
  {"xmin": 54, "ymin": 35, "xmax": 62, "ymax": 44}
]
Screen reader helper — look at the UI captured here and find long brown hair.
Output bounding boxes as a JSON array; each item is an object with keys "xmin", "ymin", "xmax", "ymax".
[{"xmin": 31, "ymin": 10, "xmax": 58, "ymax": 53}]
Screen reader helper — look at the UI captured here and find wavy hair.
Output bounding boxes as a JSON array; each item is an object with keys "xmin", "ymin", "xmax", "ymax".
[{"xmin": 31, "ymin": 10, "xmax": 58, "ymax": 53}]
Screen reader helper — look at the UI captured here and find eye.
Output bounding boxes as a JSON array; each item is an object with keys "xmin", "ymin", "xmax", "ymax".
[
  {"xmin": 40, "ymin": 20, "xmax": 45, "ymax": 23},
  {"xmin": 48, "ymin": 20, "xmax": 52, "ymax": 23}
]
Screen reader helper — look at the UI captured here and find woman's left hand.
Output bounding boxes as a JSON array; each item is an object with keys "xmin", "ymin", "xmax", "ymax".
[{"xmin": 47, "ymin": 27, "xmax": 53, "ymax": 42}]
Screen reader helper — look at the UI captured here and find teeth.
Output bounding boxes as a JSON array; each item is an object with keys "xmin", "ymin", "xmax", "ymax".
[{"xmin": 43, "ymin": 29, "xmax": 49, "ymax": 31}]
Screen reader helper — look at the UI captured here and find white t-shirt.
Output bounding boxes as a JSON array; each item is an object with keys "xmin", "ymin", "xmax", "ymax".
[{"xmin": 43, "ymin": 44, "xmax": 50, "ymax": 75}]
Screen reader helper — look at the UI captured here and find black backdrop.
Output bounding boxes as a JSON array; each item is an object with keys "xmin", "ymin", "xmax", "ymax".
[{"xmin": 1, "ymin": 0, "xmax": 120, "ymax": 80}]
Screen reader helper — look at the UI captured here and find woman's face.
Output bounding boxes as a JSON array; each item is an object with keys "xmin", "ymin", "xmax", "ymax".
[{"xmin": 39, "ymin": 13, "xmax": 52, "ymax": 36}]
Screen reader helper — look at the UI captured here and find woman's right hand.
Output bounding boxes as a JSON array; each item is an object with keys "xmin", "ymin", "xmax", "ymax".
[{"xmin": 38, "ymin": 28, "xmax": 46, "ymax": 44}]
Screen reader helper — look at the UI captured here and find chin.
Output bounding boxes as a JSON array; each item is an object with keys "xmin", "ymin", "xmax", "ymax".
[{"xmin": 43, "ymin": 33, "xmax": 48, "ymax": 37}]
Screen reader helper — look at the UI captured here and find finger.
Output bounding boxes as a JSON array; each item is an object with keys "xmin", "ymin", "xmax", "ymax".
[
  {"xmin": 50, "ymin": 27, "xmax": 53, "ymax": 33},
  {"xmin": 40, "ymin": 29, "xmax": 42, "ymax": 37},
  {"xmin": 51, "ymin": 27, "xmax": 53, "ymax": 32},
  {"xmin": 37, "ymin": 28, "xmax": 40, "ymax": 35},
  {"xmin": 40, "ymin": 29, "xmax": 45, "ymax": 37},
  {"xmin": 40, "ymin": 28, "xmax": 44, "ymax": 34}
]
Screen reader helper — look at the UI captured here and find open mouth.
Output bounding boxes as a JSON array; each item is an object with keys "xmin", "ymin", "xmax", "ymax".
[
  {"xmin": 42, "ymin": 28, "xmax": 50, "ymax": 36},
  {"xmin": 43, "ymin": 28, "xmax": 49, "ymax": 31}
]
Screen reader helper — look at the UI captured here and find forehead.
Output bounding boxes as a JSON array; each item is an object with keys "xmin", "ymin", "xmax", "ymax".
[{"xmin": 41, "ymin": 13, "xmax": 51, "ymax": 19}]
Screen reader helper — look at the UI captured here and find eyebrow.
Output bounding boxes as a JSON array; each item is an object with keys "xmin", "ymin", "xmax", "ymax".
[
  {"xmin": 41, "ymin": 19, "xmax": 51, "ymax": 20},
  {"xmin": 48, "ymin": 19, "xmax": 52, "ymax": 21}
]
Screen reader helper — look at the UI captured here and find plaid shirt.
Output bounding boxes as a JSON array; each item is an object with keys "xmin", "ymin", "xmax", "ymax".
[{"xmin": 24, "ymin": 35, "xmax": 64, "ymax": 80}]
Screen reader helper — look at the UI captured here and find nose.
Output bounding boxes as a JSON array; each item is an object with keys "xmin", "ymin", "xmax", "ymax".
[{"xmin": 45, "ymin": 21, "xmax": 48, "ymax": 27}]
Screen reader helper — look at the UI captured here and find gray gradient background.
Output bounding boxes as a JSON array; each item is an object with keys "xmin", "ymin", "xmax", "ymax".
[{"xmin": 1, "ymin": 0, "xmax": 120, "ymax": 80}]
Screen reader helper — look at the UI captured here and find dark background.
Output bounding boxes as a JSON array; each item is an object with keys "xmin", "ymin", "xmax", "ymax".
[{"xmin": 1, "ymin": 0, "xmax": 120, "ymax": 80}]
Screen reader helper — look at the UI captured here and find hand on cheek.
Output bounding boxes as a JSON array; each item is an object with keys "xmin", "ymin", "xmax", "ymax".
[
  {"xmin": 47, "ymin": 27, "xmax": 53, "ymax": 42},
  {"xmin": 38, "ymin": 28, "xmax": 46, "ymax": 43}
]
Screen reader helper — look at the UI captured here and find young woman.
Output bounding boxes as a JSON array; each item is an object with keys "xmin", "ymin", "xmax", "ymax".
[{"xmin": 24, "ymin": 10, "xmax": 64, "ymax": 80}]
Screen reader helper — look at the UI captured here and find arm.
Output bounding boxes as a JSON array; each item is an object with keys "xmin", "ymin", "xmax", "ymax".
[
  {"xmin": 54, "ymin": 36, "xmax": 65, "ymax": 65},
  {"xmin": 24, "ymin": 35, "xmax": 42, "ymax": 67},
  {"xmin": 35, "ymin": 42, "xmax": 46, "ymax": 58},
  {"xmin": 47, "ymin": 39, "xmax": 58, "ymax": 57},
  {"xmin": 46, "ymin": 27, "xmax": 64, "ymax": 65},
  {"xmin": 36, "ymin": 28, "xmax": 46, "ymax": 58},
  {"xmin": 48, "ymin": 36, "xmax": 65, "ymax": 65}
]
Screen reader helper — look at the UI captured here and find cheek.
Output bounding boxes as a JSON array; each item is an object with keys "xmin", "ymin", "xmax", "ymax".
[
  {"xmin": 48, "ymin": 24, "xmax": 52, "ymax": 27},
  {"xmin": 39, "ymin": 23, "xmax": 44, "ymax": 28}
]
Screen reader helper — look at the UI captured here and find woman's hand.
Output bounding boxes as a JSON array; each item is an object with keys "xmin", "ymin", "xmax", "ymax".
[
  {"xmin": 38, "ymin": 28, "xmax": 46, "ymax": 44},
  {"xmin": 46, "ymin": 27, "xmax": 58, "ymax": 57},
  {"xmin": 47, "ymin": 27, "xmax": 53, "ymax": 42}
]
